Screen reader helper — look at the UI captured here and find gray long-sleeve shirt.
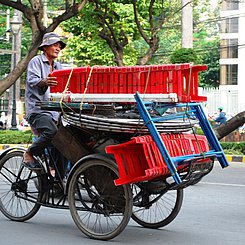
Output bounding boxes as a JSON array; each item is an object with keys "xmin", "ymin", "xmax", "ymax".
[{"xmin": 25, "ymin": 53, "xmax": 62, "ymax": 121}]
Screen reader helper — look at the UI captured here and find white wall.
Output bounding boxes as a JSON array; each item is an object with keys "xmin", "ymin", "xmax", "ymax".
[
  {"xmin": 201, "ymin": 86, "xmax": 241, "ymax": 118},
  {"xmin": 238, "ymin": 3, "xmax": 245, "ymax": 113},
  {"xmin": 216, "ymin": 3, "xmax": 245, "ymax": 117}
]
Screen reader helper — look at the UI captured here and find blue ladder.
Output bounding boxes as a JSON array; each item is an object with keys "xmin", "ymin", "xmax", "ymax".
[{"xmin": 134, "ymin": 92, "xmax": 229, "ymax": 184}]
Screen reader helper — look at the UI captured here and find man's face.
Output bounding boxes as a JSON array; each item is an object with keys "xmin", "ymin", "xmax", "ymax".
[{"xmin": 43, "ymin": 42, "xmax": 61, "ymax": 59}]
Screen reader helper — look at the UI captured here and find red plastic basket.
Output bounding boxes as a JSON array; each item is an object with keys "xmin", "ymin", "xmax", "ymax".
[
  {"xmin": 106, "ymin": 133, "xmax": 210, "ymax": 185},
  {"xmin": 50, "ymin": 64, "xmax": 207, "ymax": 103}
]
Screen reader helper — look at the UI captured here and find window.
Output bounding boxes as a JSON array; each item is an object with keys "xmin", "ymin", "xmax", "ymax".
[
  {"xmin": 220, "ymin": 64, "xmax": 238, "ymax": 85},
  {"xmin": 221, "ymin": 0, "xmax": 239, "ymax": 11},
  {"xmin": 220, "ymin": 39, "xmax": 238, "ymax": 58},
  {"xmin": 221, "ymin": 17, "xmax": 239, "ymax": 33}
]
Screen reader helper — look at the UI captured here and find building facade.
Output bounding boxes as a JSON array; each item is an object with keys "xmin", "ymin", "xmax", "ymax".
[{"xmin": 218, "ymin": 0, "xmax": 245, "ymax": 115}]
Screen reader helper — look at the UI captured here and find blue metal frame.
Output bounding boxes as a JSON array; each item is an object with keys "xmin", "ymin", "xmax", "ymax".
[{"xmin": 134, "ymin": 92, "xmax": 229, "ymax": 184}]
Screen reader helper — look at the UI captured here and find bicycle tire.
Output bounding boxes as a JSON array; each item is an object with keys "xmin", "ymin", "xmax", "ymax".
[
  {"xmin": 0, "ymin": 150, "xmax": 42, "ymax": 221},
  {"xmin": 68, "ymin": 158, "xmax": 133, "ymax": 240},
  {"xmin": 131, "ymin": 184, "xmax": 184, "ymax": 229}
]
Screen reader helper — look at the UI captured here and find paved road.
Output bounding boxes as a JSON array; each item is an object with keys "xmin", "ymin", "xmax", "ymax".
[{"xmin": 0, "ymin": 161, "xmax": 245, "ymax": 245}]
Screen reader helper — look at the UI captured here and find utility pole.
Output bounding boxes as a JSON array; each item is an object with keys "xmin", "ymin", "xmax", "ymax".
[
  {"xmin": 181, "ymin": 0, "xmax": 193, "ymax": 48},
  {"xmin": 15, "ymin": 10, "xmax": 22, "ymax": 101},
  {"xmin": 43, "ymin": 0, "xmax": 48, "ymax": 27},
  {"xmin": 7, "ymin": 9, "xmax": 22, "ymax": 129},
  {"xmin": 6, "ymin": 9, "xmax": 10, "ymax": 42}
]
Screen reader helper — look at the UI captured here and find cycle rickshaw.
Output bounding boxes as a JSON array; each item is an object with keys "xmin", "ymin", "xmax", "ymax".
[{"xmin": 0, "ymin": 64, "xmax": 229, "ymax": 240}]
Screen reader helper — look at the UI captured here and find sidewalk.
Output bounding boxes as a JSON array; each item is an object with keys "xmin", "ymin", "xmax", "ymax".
[
  {"xmin": 0, "ymin": 144, "xmax": 244, "ymax": 163},
  {"xmin": 0, "ymin": 144, "xmax": 29, "ymax": 150}
]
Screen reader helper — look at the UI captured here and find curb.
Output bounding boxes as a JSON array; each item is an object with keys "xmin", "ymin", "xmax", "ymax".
[
  {"xmin": 0, "ymin": 144, "xmax": 29, "ymax": 150},
  {"xmin": 225, "ymin": 155, "xmax": 245, "ymax": 163},
  {"xmin": 0, "ymin": 144, "xmax": 244, "ymax": 163}
]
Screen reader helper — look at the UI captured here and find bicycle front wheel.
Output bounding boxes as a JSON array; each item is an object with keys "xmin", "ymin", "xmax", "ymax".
[
  {"xmin": 68, "ymin": 158, "xmax": 133, "ymax": 240},
  {"xmin": 0, "ymin": 150, "xmax": 42, "ymax": 221}
]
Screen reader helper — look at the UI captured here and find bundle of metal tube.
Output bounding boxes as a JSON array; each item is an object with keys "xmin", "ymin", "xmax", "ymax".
[{"xmin": 64, "ymin": 112, "xmax": 197, "ymax": 134}]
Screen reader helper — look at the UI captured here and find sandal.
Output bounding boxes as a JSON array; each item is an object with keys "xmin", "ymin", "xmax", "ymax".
[{"xmin": 22, "ymin": 152, "xmax": 42, "ymax": 170}]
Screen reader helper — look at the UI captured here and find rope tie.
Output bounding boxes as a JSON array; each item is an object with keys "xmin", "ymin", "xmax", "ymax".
[
  {"xmin": 134, "ymin": 67, "xmax": 151, "ymax": 133},
  {"xmin": 143, "ymin": 67, "xmax": 151, "ymax": 96},
  {"xmin": 187, "ymin": 63, "xmax": 193, "ymax": 99},
  {"xmin": 79, "ymin": 66, "xmax": 95, "ymax": 120},
  {"xmin": 59, "ymin": 67, "xmax": 74, "ymax": 117}
]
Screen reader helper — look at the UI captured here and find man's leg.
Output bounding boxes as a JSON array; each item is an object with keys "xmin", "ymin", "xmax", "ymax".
[{"xmin": 23, "ymin": 113, "xmax": 58, "ymax": 169}]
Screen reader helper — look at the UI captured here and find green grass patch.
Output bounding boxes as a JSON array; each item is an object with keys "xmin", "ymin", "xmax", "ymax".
[
  {"xmin": 0, "ymin": 130, "xmax": 33, "ymax": 144},
  {"xmin": 220, "ymin": 141, "xmax": 245, "ymax": 155}
]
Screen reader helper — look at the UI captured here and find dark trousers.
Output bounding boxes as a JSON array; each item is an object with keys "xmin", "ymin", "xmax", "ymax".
[
  {"xmin": 27, "ymin": 113, "xmax": 58, "ymax": 156},
  {"xmin": 27, "ymin": 113, "xmax": 67, "ymax": 179}
]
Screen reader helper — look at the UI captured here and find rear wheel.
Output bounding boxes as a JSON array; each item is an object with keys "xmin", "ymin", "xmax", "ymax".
[
  {"xmin": 68, "ymin": 158, "xmax": 132, "ymax": 240},
  {"xmin": 131, "ymin": 182, "xmax": 183, "ymax": 229},
  {"xmin": 0, "ymin": 151, "xmax": 42, "ymax": 221}
]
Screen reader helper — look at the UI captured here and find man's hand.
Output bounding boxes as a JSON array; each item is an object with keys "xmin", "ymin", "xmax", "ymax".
[{"xmin": 38, "ymin": 76, "xmax": 58, "ymax": 88}]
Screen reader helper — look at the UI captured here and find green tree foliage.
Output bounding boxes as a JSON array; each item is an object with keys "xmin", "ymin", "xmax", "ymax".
[
  {"xmin": 170, "ymin": 48, "xmax": 200, "ymax": 64},
  {"xmin": 192, "ymin": 2, "xmax": 220, "ymax": 87},
  {"xmin": 198, "ymin": 39, "xmax": 220, "ymax": 88},
  {"xmin": 61, "ymin": 1, "xmax": 147, "ymax": 66},
  {"xmin": 168, "ymin": 1, "xmax": 220, "ymax": 88},
  {"xmin": 169, "ymin": 43, "xmax": 220, "ymax": 88},
  {"xmin": 61, "ymin": 2, "xmax": 138, "ymax": 66},
  {"xmin": 0, "ymin": 7, "xmax": 12, "ymax": 79},
  {"xmin": 0, "ymin": 0, "xmax": 88, "ymax": 96},
  {"xmin": 62, "ymin": 0, "xmax": 178, "ymax": 66},
  {"xmin": 0, "ymin": 0, "xmax": 221, "ymax": 92}
]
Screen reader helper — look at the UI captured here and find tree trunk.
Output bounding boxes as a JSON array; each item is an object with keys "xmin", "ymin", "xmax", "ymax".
[
  {"xmin": 214, "ymin": 111, "xmax": 245, "ymax": 140},
  {"xmin": 114, "ymin": 54, "xmax": 124, "ymax": 67},
  {"xmin": 0, "ymin": 46, "xmax": 39, "ymax": 96},
  {"xmin": 0, "ymin": 0, "xmax": 88, "ymax": 95},
  {"xmin": 137, "ymin": 40, "xmax": 159, "ymax": 65}
]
